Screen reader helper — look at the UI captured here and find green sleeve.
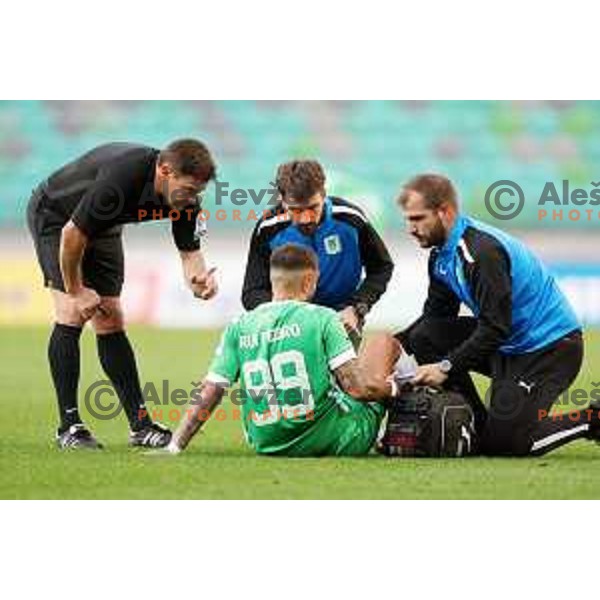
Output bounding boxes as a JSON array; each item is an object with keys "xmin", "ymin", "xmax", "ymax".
[
  {"xmin": 206, "ymin": 321, "xmax": 240, "ymax": 386},
  {"xmin": 322, "ymin": 311, "xmax": 356, "ymax": 371}
]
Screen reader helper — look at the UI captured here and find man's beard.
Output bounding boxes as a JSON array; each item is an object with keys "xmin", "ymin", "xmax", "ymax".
[
  {"xmin": 168, "ymin": 196, "xmax": 196, "ymax": 211},
  {"xmin": 297, "ymin": 222, "xmax": 318, "ymax": 236},
  {"xmin": 415, "ymin": 220, "xmax": 446, "ymax": 248}
]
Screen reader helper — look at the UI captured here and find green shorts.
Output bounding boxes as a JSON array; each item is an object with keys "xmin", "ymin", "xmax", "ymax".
[{"xmin": 274, "ymin": 395, "xmax": 385, "ymax": 457}]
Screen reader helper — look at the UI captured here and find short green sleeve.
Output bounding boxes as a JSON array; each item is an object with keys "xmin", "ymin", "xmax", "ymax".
[
  {"xmin": 322, "ymin": 311, "xmax": 356, "ymax": 371},
  {"xmin": 206, "ymin": 321, "xmax": 240, "ymax": 386}
]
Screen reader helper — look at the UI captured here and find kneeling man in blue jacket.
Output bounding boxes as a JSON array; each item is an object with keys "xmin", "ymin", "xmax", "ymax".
[{"xmin": 396, "ymin": 173, "xmax": 596, "ymax": 457}]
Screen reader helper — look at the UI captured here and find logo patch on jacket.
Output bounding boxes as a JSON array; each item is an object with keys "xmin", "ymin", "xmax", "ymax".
[{"xmin": 324, "ymin": 234, "xmax": 342, "ymax": 255}]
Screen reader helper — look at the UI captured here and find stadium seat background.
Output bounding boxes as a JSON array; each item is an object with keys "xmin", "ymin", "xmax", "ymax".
[{"xmin": 1, "ymin": 100, "xmax": 599, "ymax": 231}]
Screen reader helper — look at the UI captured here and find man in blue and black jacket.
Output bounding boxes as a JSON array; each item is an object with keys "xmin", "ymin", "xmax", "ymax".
[
  {"xmin": 242, "ymin": 160, "xmax": 394, "ymax": 335},
  {"xmin": 396, "ymin": 173, "xmax": 597, "ymax": 457}
]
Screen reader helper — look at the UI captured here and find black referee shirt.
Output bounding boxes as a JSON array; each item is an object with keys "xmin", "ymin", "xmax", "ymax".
[{"xmin": 34, "ymin": 142, "xmax": 201, "ymax": 251}]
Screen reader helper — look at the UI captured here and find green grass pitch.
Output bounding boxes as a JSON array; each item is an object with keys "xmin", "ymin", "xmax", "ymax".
[{"xmin": 1, "ymin": 326, "xmax": 600, "ymax": 499}]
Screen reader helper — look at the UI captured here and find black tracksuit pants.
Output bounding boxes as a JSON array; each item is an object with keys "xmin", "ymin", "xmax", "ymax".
[{"xmin": 398, "ymin": 317, "xmax": 590, "ymax": 456}]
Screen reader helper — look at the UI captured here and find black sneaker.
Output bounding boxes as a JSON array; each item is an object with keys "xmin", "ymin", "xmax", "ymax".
[
  {"xmin": 129, "ymin": 423, "xmax": 172, "ymax": 448},
  {"xmin": 56, "ymin": 424, "xmax": 104, "ymax": 450},
  {"xmin": 587, "ymin": 402, "xmax": 600, "ymax": 442}
]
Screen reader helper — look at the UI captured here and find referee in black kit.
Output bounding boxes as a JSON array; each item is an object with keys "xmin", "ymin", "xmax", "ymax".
[{"xmin": 27, "ymin": 139, "xmax": 218, "ymax": 450}]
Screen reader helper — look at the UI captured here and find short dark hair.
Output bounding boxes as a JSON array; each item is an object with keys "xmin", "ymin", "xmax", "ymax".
[
  {"xmin": 398, "ymin": 173, "xmax": 458, "ymax": 209},
  {"xmin": 270, "ymin": 244, "xmax": 319, "ymax": 272},
  {"xmin": 159, "ymin": 138, "xmax": 217, "ymax": 182},
  {"xmin": 275, "ymin": 159, "xmax": 326, "ymax": 202}
]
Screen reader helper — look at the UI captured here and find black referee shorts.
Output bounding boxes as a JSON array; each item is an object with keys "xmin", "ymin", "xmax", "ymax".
[{"xmin": 27, "ymin": 192, "xmax": 124, "ymax": 297}]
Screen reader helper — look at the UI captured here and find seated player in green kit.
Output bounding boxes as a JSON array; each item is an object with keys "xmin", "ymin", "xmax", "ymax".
[{"xmin": 167, "ymin": 243, "xmax": 399, "ymax": 457}]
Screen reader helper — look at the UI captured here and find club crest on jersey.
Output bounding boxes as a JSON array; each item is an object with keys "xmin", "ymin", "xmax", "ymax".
[{"xmin": 324, "ymin": 234, "xmax": 342, "ymax": 255}]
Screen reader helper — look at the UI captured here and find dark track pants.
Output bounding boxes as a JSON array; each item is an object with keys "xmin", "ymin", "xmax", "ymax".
[{"xmin": 398, "ymin": 318, "xmax": 589, "ymax": 456}]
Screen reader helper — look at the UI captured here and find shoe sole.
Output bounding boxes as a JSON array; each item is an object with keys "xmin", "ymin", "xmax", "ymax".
[
  {"xmin": 128, "ymin": 440, "xmax": 170, "ymax": 448},
  {"xmin": 56, "ymin": 442, "xmax": 104, "ymax": 450}
]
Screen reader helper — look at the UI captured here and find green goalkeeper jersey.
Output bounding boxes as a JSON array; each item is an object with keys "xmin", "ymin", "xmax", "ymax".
[{"xmin": 206, "ymin": 300, "xmax": 383, "ymax": 456}]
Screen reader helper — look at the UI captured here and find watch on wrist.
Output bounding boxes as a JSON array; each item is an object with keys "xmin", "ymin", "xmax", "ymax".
[
  {"xmin": 438, "ymin": 359, "xmax": 453, "ymax": 374},
  {"xmin": 353, "ymin": 302, "xmax": 370, "ymax": 319}
]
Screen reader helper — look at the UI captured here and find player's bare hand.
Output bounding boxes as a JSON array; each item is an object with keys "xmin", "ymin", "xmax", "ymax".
[
  {"xmin": 191, "ymin": 267, "xmax": 218, "ymax": 300},
  {"xmin": 411, "ymin": 364, "xmax": 448, "ymax": 387},
  {"xmin": 339, "ymin": 306, "xmax": 360, "ymax": 332},
  {"xmin": 71, "ymin": 287, "xmax": 101, "ymax": 321}
]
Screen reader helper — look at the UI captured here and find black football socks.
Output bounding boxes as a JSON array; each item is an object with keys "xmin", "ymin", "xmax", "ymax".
[
  {"xmin": 48, "ymin": 323, "xmax": 83, "ymax": 433},
  {"xmin": 96, "ymin": 331, "xmax": 152, "ymax": 431}
]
